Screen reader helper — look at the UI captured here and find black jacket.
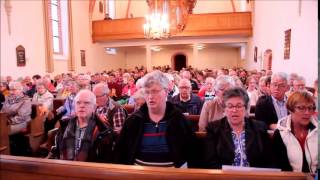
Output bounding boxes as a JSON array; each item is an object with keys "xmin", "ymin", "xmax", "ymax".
[
  {"xmin": 204, "ymin": 117, "xmax": 274, "ymax": 169},
  {"xmin": 114, "ymin": 102, "xmax": 197, "ymax": 168},
  {"xmin": 255, "ymin": 95, "xmax": 278, "ymax": 127}
]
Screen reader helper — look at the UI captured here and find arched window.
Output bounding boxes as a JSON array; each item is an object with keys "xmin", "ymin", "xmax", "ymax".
[
  {"xmin": 105, "ymin": 0, "xmax": 115, "ymax": 19},
  {"xmin": 43, "ymin": 0, "xmax": 74, "ymax": 72},
  {"xmin": 48, "ymin": 0, "xmax": 63, "ymax": 54}
]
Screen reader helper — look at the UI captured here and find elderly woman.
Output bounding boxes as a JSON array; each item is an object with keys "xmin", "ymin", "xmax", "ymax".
[
  {"xmin": 204, "ymin": 87, "xmax": 273, "ymax": 169},
  {"xmin": 57, "ymin": 80, "xmax": 80, "ymax": 120},
  {"xmin": 114, "ymin": 70, "xmax": 196, "ymax": 167},
  {"xmin": 258, "ymin": 76, "xmax": 271, "ymax": 97},
  {"xmin": 1, "ymin": 81, "xmax": 32, "ymax": 135},
  {"xmin": 198, "ymin": 75, "xmax": 235, "ymax": 132},
  {"xmin": 272, "ymin": 91, "xmax": 317, "ymax": 173},
  {"xmin": 131, "ymin": 88, "xmax": 146, "ymax": 112},
  {"xmin": 246, "ymin": 76, "xmax": 259, "ymax": 106},
  {"xmin": 32, "ymin": 81, "xmax": 54, "ymax": 113}
]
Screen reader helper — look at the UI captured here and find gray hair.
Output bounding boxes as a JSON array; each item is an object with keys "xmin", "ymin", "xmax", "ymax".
[
  {"xmin": 132, "ymin": 88, "xmax": 145, "ymax": 100},
  {"xmin": 294, "ymin": 76, "xmax": 306, "ymax": 84},
  {"xmin": 179, "ymin": 78, "xmax": 192, "ymax": 88},
  {"xmin": 222, "ymin": 87, "xmax": 250, "ymax": 110},
  {"xmin": 74, "ymin": 89, "xmax": 96, "ymax": 106},
  {"xmin": 142, "ymin": 70, "xmax": 170, "ymax": 90},
  {"xmin": 164, "ymin": 73, "xmax": 174, "ymax": 81},
  {"xmin": 93, "ymin": 83, "xmax": 110, "ymax": 95},
  {"xmin": 8, "ymin": 81, "xmax": 23, "ymax": 91},
  {"xmin": 214, "ymin": 75, "xmax": 236, "ymax": 91},
  {"xmin": 35, "ymin": 80, "xmax": 47, "ymax": 89},
  {"xmin": 271, "ymin": 72, "xmax": 288, "ymax": 83},
  {"xmin": 135, "ymin": 78, "xmax": 145, "ymax": 89}
]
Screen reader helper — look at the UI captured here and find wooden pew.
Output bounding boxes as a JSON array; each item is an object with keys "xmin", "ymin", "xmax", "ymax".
[
  {"xmin": 185, "ymin": 114, "xmax": 200, "ymax": 131},
  {"xmin": 26, "ymin": 104, "xmax": 46, "ymax": 155},
  {"xmin": 53, "ymin": 98, "xmax": 66, "ymax": 116},
  {"xmin": 0, "ymin": 155, "xmax": 310, "ymax": 180},
  {"xmin": 39, "ymin": 127, "xmax": 59, "ymax": 155},
  {"xmin": 123, "ymin": 104, "xmax": 135, "ymax": 115},
  {"xmin": 0, "ymin": 113, "xmax": 10, "ymax": 155}
]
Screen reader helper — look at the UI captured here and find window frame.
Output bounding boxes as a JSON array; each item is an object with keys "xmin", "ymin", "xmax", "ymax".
[{"xmin": 48, "ymin": 0, "xmax": 63, "ymax": 55}]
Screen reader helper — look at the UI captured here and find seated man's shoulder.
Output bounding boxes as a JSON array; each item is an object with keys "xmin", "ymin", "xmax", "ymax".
[
  {"xmin": 248, "ymin": 119, "xmax": 267, "ymax": 131},
  {"xmin": 256, "ymin": 95, "xmax": 272, "ymax": 105}
]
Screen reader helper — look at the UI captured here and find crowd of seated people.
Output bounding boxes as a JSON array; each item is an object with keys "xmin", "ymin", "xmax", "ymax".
[{"xmin": 0, "ymin": 65, "xmax": 317, "ymax": 177}]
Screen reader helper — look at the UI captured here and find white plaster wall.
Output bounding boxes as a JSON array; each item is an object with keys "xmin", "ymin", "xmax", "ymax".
[
  {"xmin": 124, "ymin": 48, "xmax": 146, "ymax": 69},
  {"xmin": 122, "ymin": 46, "xmax": 241, "ymax": 70},
  {"xmin": 151, "ymin": 47, "xmax": 193, "ymax": 67},
  {"xmin": 0, "ymin": 0, "xmax": 125, "ymax": 79},
  {"xmin": 196, "ymin": 47, "xmax": 241, "ymax": 70},
  {"xmin": 72, "ymin": 1, "xmax": 125, "ymax": 74},
  {"xmin": 245, "ymin": 0, "xmax": 318, "ymax": 86},
  {"xmin": 0, "ymin": 1, "xmax": 46, "ymax": 79}
]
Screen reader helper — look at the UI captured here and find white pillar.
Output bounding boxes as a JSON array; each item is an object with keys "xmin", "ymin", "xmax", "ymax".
[
  {"xmin": 146, "ymin": 45, "xmax": 152, "ymax": 71},
  {"xmin": 192, "ymin": 44, "xmax": 198, "ymax": 67}
]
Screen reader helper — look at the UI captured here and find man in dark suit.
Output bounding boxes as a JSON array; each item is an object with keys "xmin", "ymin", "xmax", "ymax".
[{"xmin": 255, "ymin": 72, "xmax": 289, "ymax": 130}]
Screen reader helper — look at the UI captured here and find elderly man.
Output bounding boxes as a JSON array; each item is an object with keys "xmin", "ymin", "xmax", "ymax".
[
  {"xmin": 93, "ymin": 83, "xmax": 127, "ymax": 134},
  {"xmin": 114, "ymin": 70, "xmax": 196, "ymax": 168},
  {"xmin": 50, "ymin": 89, "xmax": 113, "ymax": 162},
  {"xmin": 182, "ymin": 70, "xmax": 199, "ymax": 90},
  {"xmin": 170, "ymin": 78, "xmax": 203, "ymax": 115},
  {"xmin": 255, "ymin": 72, "xmax": 289, "ymax": 130}
]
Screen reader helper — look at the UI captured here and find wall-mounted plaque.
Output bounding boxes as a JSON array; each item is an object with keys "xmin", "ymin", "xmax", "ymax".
[
  {"xmin": 16, "ymin": 45, "xmax": 26, "ymax": 67},
  {"xmin": 254, "ymin": 46, "xmax": 258, "ymax": 63},
  {"xmin": 284, "ymin": 29, "xmax": 291, "ymax": 60},
  {"xmin": 81, "ymin": 50, "xmax": 86, "ymax": 66}
]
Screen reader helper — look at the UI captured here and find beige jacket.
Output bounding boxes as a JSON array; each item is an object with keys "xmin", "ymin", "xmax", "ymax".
[{"xmin": 198, "ymin": 97, "xmax": 225, "ymax": 131}]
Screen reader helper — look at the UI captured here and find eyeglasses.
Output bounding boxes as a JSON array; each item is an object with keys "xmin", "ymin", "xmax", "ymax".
[
  {"xmin": 179, "ymin": 86, "xmax": 191, "ymax": 89},
  {"xmin": 270, "ymin": 83, "xmax": 286, "ymax": 88},
  {"xmin": 295, "ymin": 105, "xmax": 316, "ymax": 112},
  {"xmin": 144, "ymin": 89, "xmax": 163, "ymax": 96},
  {"xmin": 95, "ymin": 93, "xmax": 106, "ymax": 98},
  {"xmin": 225, "ymin": 104, "xmax": 245, "ymax": 110}
]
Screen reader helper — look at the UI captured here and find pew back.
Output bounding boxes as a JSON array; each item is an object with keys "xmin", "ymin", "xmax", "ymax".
[
  {"xmin": 0, "ymin": 155, "xmax": 308, "ymax": 180},
  {"xmin": 0, "ymin": 113, "xmax": 10, "ymax": 154}
]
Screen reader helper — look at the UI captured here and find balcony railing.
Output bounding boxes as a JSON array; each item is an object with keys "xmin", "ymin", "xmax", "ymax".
[{"xmin": 92, "ymin": 12, "xmax": 252, "ymax": 42}]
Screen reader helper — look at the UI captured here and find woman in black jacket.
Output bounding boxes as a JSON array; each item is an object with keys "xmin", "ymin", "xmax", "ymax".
[{"xmin": 205, "ymin": 87, "xmax": 274, "ymax": 169}]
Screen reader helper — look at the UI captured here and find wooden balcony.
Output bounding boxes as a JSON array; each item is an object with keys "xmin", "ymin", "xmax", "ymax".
[{"xmin": 92, "ymin": 12, "xmax": 252, "ymax": 42}]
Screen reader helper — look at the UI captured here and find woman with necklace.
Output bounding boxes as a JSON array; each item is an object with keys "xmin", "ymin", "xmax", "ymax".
[
  {"xmin": 204, "ymin": 87, "xmax": 273, "ymax": 169},
  {"xmin": 273, "ymin": 91, "xmax": 318, "ymax": 174}
]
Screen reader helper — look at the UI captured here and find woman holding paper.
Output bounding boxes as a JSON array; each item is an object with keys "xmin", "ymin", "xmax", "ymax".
[{"xmin": 204, "ymin": 87, "xmax": 273, "ymax": 169}]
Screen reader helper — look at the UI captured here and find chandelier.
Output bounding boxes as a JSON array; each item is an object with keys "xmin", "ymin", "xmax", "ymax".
[{"xmin": 143, "ymin": 0, "xmax": 170, "ymax": 40}]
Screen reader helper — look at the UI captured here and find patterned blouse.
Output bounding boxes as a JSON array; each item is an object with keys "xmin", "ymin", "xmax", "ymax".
[{"xmin": 231, "ymin": 131, "xmax": 250, "ymax": 167}]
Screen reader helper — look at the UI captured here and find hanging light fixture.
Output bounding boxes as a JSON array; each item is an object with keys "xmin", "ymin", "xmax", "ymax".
[{"xmin": 143, "ymin": 0, "xmax": 170, "ymax": 40}]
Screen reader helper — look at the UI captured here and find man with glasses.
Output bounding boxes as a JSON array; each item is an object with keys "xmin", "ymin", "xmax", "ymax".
[
  {"xmin": 255, "ymin": 72, "xmax": 289, "ymax": 130},
  {"xmin": 50, "ymin": 89, "xmax": 113, "ymax": 162},
  {"xmin": 170, "ymin": 78, "xmax": 202, "ymax": 115},
  {"xmin": 93, "ymin": 83, "xmax": 127, "ymax": 135},
  {"xmin": 114, "ymin": 70, "xmax": 197, "ymax": 168}
]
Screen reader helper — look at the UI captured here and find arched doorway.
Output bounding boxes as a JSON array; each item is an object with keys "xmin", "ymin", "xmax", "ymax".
[
  {"xmin": 172, "ymin": 53, "xmax": 187, "ymax": 71},
  {"xmin": 263, "ymin": 49, "xmax": 272, "ymax": 70}
]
